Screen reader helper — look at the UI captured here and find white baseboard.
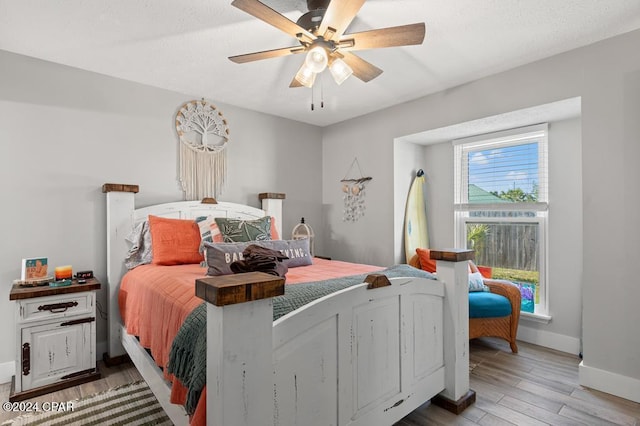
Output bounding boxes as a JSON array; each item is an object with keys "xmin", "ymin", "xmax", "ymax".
[
  {"xmin": 0, "ymin": 361, "xmax": 15, "ymax": 385},
  {"xmin": 516, "ymin": 324, "xmax": 581, "ymax": 355},
  {"xmin": 579, "ymin": 361, "xmax": 640, "ymax": 403}
]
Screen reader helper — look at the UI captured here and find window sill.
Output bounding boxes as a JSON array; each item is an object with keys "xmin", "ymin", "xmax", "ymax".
[{"xmin": 520, "ymin": 311, "xmax": 552, "ymax": 324}]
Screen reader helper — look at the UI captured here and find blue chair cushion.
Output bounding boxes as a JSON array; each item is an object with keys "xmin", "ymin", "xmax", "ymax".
[{"xmin": 469, "ymin": 291, "xmax": 512, "ymax": 318}]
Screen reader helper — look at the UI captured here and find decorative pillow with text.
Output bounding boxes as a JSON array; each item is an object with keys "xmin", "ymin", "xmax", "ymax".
[{"xmin": 204, "ymin": 238, "xmax": 312, "ymax": 276}]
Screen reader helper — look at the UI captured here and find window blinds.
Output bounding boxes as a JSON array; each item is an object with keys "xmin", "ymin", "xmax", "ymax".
[{"xmin": 454, "ymin": 124, "xmax": 548, "ymax": 211}]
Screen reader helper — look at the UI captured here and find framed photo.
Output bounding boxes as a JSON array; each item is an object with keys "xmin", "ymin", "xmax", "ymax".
[{"xmin": 21, "ymin": 257, "xmax": 48, "ymax": 281}]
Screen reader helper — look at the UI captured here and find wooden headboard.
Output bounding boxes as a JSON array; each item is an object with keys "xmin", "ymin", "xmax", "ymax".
[{"xmin": 102, "ymin": 183, "xmax": 285, "ymax": 359}]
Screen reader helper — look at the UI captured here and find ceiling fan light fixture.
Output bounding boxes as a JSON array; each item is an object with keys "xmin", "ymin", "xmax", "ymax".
[
  {"xmin": 229, "ymin": 0, "xmax": 426, "ymax": 90},
  {"xmin": 329, "ymin": 58, "xmax": 353, "ymax": 85},
  {"xmin": 295, "ymin": 63, "xmax": 317, "ymax": 88},
  {"xmin": 305, "ymin": 46, "xmax": 329, "ymax": 73}
]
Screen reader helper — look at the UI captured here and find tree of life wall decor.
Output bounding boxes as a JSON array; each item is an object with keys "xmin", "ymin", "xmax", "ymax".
[
  {"xmin": 175, "ymin": 99, "xmax": 230, "ymax": 200},
  {"xmin": 341, "ymin": 157, "xmax": 372, "ymax": 222}
]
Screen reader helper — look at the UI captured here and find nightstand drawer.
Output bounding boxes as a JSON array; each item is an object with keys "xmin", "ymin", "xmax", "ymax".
[{"xmin": 19, "ymin": 292, "xmax": 94, "ymax": 323}]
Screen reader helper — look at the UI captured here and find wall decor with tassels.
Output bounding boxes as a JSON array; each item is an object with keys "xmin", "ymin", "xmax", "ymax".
[
  {"xmin": 341, "ymin": 157, "xmax": 372, "ymax": 222},
  {"xmin": 175, "ymin": 99, "xmax": 230, "ymax": 200}
]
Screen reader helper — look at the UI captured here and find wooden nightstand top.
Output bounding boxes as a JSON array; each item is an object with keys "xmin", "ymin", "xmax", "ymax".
[{"xmin": 10, "ymin": 278, "xmax": 101, "ymax": 300}]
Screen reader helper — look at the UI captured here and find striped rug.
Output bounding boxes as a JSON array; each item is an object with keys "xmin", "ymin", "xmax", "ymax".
[{"xmin": 3, "ymin": 381, "xmax": 172, "ymax": 426}]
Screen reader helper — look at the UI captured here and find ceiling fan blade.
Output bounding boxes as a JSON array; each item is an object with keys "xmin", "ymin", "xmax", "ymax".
[
  {"xmin": 340, "ymin": 52, "xmax": 383, "ymax": 82},
  {"xmin": 318, "ymin": 0, "xmax": 366, "ymax": 41},
  {"xmin": 289, "ymin": 75, "xmax": 304, "ymax": 88},
  {"xmin": 229, "ymin": 46, "xmax": 305, "ymax": 64},
  {"xmin": 232, "ymin": 0, "xmax": 316, "ymax": 41},
  {"xmin": 338, "ymin": 23, "xmax": 426, "ymax": 51}
]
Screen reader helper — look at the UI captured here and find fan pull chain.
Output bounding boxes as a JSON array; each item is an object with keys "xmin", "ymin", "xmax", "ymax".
[
  {"xmin": 310, "ymin": 75, "xmax": 325, "ymax": 111},
  {"xmin": 320, "ymin": 73, "xmax": 324, "ymax": 109}
]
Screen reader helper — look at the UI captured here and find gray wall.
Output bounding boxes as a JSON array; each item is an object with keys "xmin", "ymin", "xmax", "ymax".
[
  {"xmin": 321, "ymin": 122, "xmax": 395, "ymax": 265},
  {"xmin": 392, "ymin": 140, "xmax": 426, "ymax": 262},
  {"xmin": 322, "ymin": 30, "xmax": 640, "ymax": 396},
  {"xmin": 0, "ymin": 50, "xmax": 323, "ymax": 379}
]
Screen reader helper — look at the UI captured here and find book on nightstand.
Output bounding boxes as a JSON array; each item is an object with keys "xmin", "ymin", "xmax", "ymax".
[{"xmin": 21, "ymin": 257, "xmax": 48, "ymax": 281}]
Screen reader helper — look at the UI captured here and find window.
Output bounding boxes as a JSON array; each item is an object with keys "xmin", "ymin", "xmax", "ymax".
[{"xmin": 454, "ymin": 124, "xmax": 549, "ymax": 316}]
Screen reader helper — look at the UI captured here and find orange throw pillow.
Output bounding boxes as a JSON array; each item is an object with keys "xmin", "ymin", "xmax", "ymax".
[
  {"xmin": 270, "ymin": 217, "xmax": 280, "ymax": 240},
  {"xmin": 477, "ymin": 265, "xmax": 493, "ymax": 279},
  {"xmin": 149, "ymin": 215, "xmax": 203, "ymax": 265},
  {"xmin": 415, "ymin": 248, "xmax": 437, "ymax": 273}
]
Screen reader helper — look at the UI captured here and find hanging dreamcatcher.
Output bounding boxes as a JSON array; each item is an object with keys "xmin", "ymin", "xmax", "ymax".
[
  {"xmin": 341, "ymin": 157, "xmax": 372, "ymax": 222},
  {"xmin": 175, "ymin": 99, "xmax": 230, "ymax": 200}
]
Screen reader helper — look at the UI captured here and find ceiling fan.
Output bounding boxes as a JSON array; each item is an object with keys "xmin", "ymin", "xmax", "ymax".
[{"xmin": 229, "ymin": 0, "xmax": 426, "ymax": 88}]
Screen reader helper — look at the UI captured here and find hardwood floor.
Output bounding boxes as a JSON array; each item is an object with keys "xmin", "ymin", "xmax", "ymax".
[
  {"xmin": 1, "ymin": 338, "xmax": 638, "ymax": 425},
  {"xmin": 398, "ymin": 338, "xmax": 640, "ymax": 426}
]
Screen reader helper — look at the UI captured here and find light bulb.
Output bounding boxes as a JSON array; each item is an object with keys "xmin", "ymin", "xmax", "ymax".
[
  {"xmin": 295, "ymin": 64, "xmax": 316, "ymax": 88},
  {"xmin": 329, "ymin": 58, "xmax": 353, "ymax": 85},
  {"xmin": 304, "ymin": 46, "xmax": 328, "ymax": 73}
]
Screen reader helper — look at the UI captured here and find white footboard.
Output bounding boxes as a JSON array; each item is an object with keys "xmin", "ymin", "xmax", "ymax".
[
  {"xmin": 272, "ymin": 276, "xmax": 444, "ymax": 425},
  {"xmin": 197, "ymin": 250, "xmax": 474, "ymax": 426}
]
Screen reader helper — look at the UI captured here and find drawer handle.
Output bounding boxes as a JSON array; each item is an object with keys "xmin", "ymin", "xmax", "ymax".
[
  {"xmin": 60, "ymin": 317, "xmax": 95, "ymax": 327},
  {"xmin": 22, "ymin": 343, "xmax": 30, "ymax": 376},
  {"xmin": 38, "ymin": 301, "xmax": 78, "ymax": 313}
]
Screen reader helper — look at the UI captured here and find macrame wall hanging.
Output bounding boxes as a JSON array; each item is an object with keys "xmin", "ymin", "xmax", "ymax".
[
  {"xmin": 175, "ymin": 99, "xmax": 230, "ymax": 200},
  {"xmin": 341, "ymin": 157, "xmax": 372, "ymax": 222}
]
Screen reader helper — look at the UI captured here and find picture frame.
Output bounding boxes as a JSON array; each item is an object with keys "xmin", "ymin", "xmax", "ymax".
[{"xmin": 21, "ymin": 257, "xmax": 48, "ymax": 281}]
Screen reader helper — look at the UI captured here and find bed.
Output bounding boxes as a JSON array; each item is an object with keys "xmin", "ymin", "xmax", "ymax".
[{"xmin": 103, "ymin": 183, "xmax": 475, "ymax": 425}]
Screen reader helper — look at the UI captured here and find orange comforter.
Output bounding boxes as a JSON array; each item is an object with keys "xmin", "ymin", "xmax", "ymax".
[{"xmin": 119, "ymin": 258, "xmax": 382, "ymax": 424}]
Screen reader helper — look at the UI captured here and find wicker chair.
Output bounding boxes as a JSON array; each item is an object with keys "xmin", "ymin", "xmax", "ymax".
[{"xmin": 409, "ymin": 254, "xmax": 521, "ymax": 353}]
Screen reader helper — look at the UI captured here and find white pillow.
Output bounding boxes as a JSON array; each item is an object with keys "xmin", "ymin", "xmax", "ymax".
[
  {"xmin": 468, "ymin": 271, "xmax": 487, "ymax": 292},
  {"xmin": 124, "ymin": 221, "xmax": 153, "ymax": 269}
]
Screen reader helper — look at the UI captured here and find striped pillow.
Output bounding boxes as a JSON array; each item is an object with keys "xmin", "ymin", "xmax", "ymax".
[{"xmin": 195, "ymin": 216, "xmax": 224, "ymax": 253}]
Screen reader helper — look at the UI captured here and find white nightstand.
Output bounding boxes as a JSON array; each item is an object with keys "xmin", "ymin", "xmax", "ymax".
[{"xmin": 9, "ymin": 278, "xmax": 101, "ymax": 401}]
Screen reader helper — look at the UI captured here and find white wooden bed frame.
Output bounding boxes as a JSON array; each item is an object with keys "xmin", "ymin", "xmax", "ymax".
[{"xmin": 103, "ymin": 183, "xmax": 474, "ymax": 426}]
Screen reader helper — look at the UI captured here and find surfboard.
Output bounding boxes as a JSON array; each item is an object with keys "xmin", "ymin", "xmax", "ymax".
[{"xmin": 404, "ymin": 169, "xmax": 429, "ymax": 261}]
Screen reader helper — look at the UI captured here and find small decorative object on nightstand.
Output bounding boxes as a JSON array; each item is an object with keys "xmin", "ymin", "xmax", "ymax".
[
  {"xmin": 292, "ymin": 217, "xmax": 315, "ymax": 257},
  {"xmin": 9, "ymin": 277, "xmax": 102, "ymax": 402}
]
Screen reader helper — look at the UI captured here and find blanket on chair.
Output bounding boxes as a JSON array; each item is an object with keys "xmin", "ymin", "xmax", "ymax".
[{"xmin": 167, "ymin": 264, "xmax": 435, "ymax": 414}]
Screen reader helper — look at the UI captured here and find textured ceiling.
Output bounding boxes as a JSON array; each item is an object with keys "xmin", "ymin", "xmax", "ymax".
[{"xmin": 1, "ymin": 0, "xmax": 640, "ymax": 127}]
